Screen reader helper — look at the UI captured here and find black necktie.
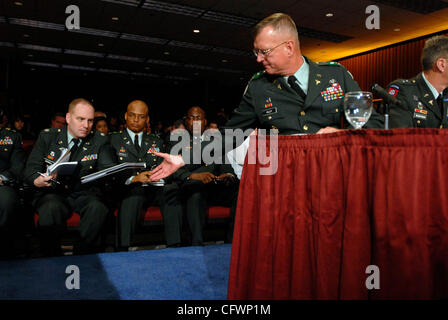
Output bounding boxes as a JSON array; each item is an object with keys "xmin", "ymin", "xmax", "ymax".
[
  {"xmin": 437, "ymin": 94, "xmax": 444, "ymax": 115},
  {"xmin": 134, "ymin": 135, "xmax": 140, "ymax": 153},
  {"xmin": 69, "ymin": 138, "xmax": 79, "ymax": 161},
  {"xmin": 288, "ymin": 76, "xmax": 307, "ymax": 100}
]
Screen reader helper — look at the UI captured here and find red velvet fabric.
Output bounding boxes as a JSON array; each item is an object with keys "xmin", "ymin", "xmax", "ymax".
[{"xmin": 228, "ymin": 129, "xmax": 448, "ymax": 299}]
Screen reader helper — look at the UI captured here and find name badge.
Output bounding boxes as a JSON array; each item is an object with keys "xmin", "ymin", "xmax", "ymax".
[{"xmin": 261, "ymin": 107, "xmax": 278, "ymax": 116}]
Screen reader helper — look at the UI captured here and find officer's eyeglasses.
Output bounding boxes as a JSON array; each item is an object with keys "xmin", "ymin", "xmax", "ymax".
[{"xmin": 253, "ymin": 41, "xmax": 288, "ymax": 58}]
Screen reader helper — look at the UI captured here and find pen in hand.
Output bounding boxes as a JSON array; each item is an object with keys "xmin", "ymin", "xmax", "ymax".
[{"xmin": 36, "ymin": 172, "xmax": 60, "ymax": 186}]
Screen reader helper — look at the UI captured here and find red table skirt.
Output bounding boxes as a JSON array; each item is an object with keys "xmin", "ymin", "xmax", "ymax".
[{"xmin": 228, "ymin": 129, "xmax": 448, "ymax": 299}]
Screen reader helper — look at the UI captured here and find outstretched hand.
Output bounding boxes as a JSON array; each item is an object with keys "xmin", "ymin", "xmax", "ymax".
[{"xmin": 149, "ymin": 152, "xmax": 185, "ymax": 181}]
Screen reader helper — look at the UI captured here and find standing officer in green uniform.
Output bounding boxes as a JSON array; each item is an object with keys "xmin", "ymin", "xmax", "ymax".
[
  {"xmin": 148, "ymin": 12, "xmax": 385, "ymax": 182},
  {"xmin": 110, "ymin": 100, "xmax": 183, "ymax": 249},
  {"xmin": 223, "ymin": 12, "xmax": 384, "ymax": 135},
  {"xmin": 24, "ymin": 98, "xmax": 115, "ymax": 256},
  {"xmin": 387, "ymin": 35, "xmax": 448, "ymax": 128},
  {"xmin": 0, "ymin": 108, "xmax": 26, "ymax": 259}
]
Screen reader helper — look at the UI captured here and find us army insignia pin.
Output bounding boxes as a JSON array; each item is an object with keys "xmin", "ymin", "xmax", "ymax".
[
  {"xmin": 317, "ymin": 74, "xmax": 322, "ymax": 78},
  {"xmin": 429, "ymin": 100, "xmax": 433, "ymax": 106},
  {"xmin": 315, "ymin": 79, "xmax": 321, "ymax": 85}
]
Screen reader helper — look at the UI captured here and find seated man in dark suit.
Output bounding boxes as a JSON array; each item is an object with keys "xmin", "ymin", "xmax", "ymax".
[
  {"xmin": 167, "ymin": 106, "xmax": 238, "ymax": 245},
  {"xmin": 24, "ymin": 98, "xmax": 116, "ymax": 256},
  {"xmin": 110, "ymin": 100, "xmax": 183, "ymax": 249},
  {"xmin": 0, "ymin": 109, "xmax": 26, "ymax": 259}
]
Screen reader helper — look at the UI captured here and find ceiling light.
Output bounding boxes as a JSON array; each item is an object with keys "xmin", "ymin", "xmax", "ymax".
[
  {"xmin": 23, "ymin": 34, "xmax": 30, "ymax": 37},
  {"xmin": 168, "ymin": 40, "xmax": 212, "ymax": 51},
  {"xmin": 72, "ymin": 27, "xmax": 119, "ymax": 38},
  {"xmin": 89, "ymin": 61, "xmax": 95, "ymax": 64},
  {"xmin": 98, "ymin": 43, "xmax": 104, "ymax": 47},
  {"xmin": 142, "ymin": 0, "xmax": 203, "ymax": 17},
  {"xmin": 202, "ymin": 11, "xmax": 257, "ymax": 27},
  {"xmin": 23, "ymin": 61, "xmax": 59, "ymax": 68},
  {"xmin": 14, "ymin": 1, "xmax": 23, "ymax": 6},
  {"xmin": 65, "ymin": 49, "xmax": 104, "ymax": 57},
  {"xmin": 222, "ymin": 59, "xmax": 228, "ymax": 63},
  {"xmin": 18, "ymin": 43, "xmax": 62, "ymax": 52},
  {"xmin": 326, "ymin": 13, "xmax": 334, "ymax": 17},
  {"xmin": 9, "ymin": 18, "xmax": 65, "ymax": 31},
  {"xmin": 163, "ymin": 51, "xmax": 170, "ymax": 55},
  {"xmin": 111, "ymin": 17, "xmax": 119, "ymax": 21},
  {"xmin": 106, "ymin": 54, "xmax": 144, "ymax": 62},
  {"xmin": 120, "ymin": 33, "xmax": 168, "ymax": 45},
  {"xmin": 193, "ymin": 29, "xmax": 200, "ymax": 33},
  {"xmin": 394, "ymin": 28, "xmax": 400, "ymax": 32}
]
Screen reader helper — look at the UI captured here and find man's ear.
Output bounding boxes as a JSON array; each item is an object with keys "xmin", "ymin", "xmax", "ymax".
[
  {"xmin": 435, "ymin": 57, "xmax": 447, "ymax": 73},
  {"xmin": 66, "ymin": 113, "xmax": 71, "ymax": 124},
  {"xmin": 124, "ymin": 112, "xmax": 128, "ymax": 122}
]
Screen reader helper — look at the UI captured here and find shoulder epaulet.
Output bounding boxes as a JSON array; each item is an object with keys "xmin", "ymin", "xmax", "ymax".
[
  {"xmin": 317, "ymin": 61, "xmax": 342, "ymax": 67},
  {"xmin": 5, "ymin": 127, "xmax": 16, "ymax": 132},
  {"xmin": 391, "ymin": 79, "xmax": 415, "ymax": 86},
  {"xmin": 42, "ymin": 128, "xmax": 56, "ymax": 134},
  {"xmin": 251, "ymin": 70, "xmax": 265, "ymax": 80}
]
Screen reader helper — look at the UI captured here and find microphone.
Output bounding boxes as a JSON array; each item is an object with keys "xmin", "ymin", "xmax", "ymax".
[
  {"xmin": 370, "ymin": 83, "xmax": 398, "ymax": 130},
  {"xmin": 370, "ymin": 83, "xmax": 401, "ymax": 106}
]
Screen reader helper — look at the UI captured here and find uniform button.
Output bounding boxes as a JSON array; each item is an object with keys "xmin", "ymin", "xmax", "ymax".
[
  {"xmin": 268, "ymin": 116, "xmax": 272, "ymax": 120},
  {"xmin": 300, "ymin": 111, "xmax": 306, "ymax": 116},
  {"xmin": 303, "ymin": 125, "xmax": 309, "ymax": 131},
  {"xmin": 335, "ymin": 108, "xmax": 339, "ymax": 112},
  {"xmin": 139, "ymin": 158, "xmax": 142, "ymax": 161},
  {"xmin": 417, "ymin": 120, "xmax": 421, "ymax": 124},
  {"xmin": 440, "ymin": 125, "xmax": 443, "ymax": 129},
  {"xmin": 89, "ymin": 166, "xmax": 93, "ymax": 169},
  {"xmin": 4, "ymin": 148, "xmax": 7, "ymax": 151},
  {"xmin": 120, "ymin": 157, "xmax": 123, "ymax": 160}
]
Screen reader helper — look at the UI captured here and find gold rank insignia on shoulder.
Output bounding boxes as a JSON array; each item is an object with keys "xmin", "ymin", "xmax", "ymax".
[{"xmin": 315, "ymin": 79, "xmax": 321, "ymax": 85}]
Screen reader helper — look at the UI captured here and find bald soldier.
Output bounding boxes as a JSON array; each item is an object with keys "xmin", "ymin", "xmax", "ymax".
[
  {"xmin": 109, "ymin": 100, "xmax": 183, "ymax": 249},
  {"xmin": 24, "ymin": 98, "xmax": 116, "ymax": 256}
]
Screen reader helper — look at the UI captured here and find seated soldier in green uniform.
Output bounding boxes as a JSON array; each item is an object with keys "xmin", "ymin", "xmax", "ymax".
[
  {"xmin": 387, "ymin": 35, "xmax": 448, "ymax": 128},
  {"xmin": 167, "ymin": 106, "xmax": 238, "ymax": 245},
  {"xmin": 0, "ymin": 108, "xmax": 26, "ymax": 259},
  {"xmin": 24, "ymin": 98, "xmax": 116, "ymax": 256},
  {"xmin": 109, "ymin": 100, "xmax": 183, "ymax": 249}
]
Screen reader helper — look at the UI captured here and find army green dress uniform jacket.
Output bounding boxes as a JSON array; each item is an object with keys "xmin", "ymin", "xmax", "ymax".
[
  {"xmin": 167, "ymin": 133, "xmax": 238, "ymax": 245},
  {"xmin": 24, "ymin": 127, "xmax": 115, "ymax": 255},
  {"xmin": 0, "ymin": 127, "xmax": 26, "ymax": 257},
  {"xmin": 224, "ymin": 56, "xmax": 384, "ymax": 135},
  {"xmin": 387, "ymin": 73, "xmax": 448, "ymax": 128},
  {"xmin": 110, "ymin": 130, "xmax": 183, "ymax": 247}
]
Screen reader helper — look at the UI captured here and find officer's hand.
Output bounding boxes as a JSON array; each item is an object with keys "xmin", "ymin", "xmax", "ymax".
[
  {"xmin": 150, "ymin": 152, "xmax": 185, "ymax": 181},
  {"xmin": 216, "ymin": 173, "xmax": 236, "ymax": 186},
  {"xmin": 33, "ymin": 173, "xmax": 57, "ymax": 188},
  {"xmin": 190, "ymin": 172, "xmax": 216, "ymax": 184},
  {"xmin": 131, "ymin": 171, "xmax": 153, "ymax": 183},
  {"xmin": 316, "ymin": 127, "xmax": 341, "ymax": 134}
]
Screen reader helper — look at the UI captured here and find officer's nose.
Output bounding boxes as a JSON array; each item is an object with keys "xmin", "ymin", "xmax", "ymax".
[{"xmin": 256, "ymin": 53, "xmax": 264, "ymax": 63}]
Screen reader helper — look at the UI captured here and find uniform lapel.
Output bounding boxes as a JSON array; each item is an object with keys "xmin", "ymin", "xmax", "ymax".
[
  {"xmin": 123, "ymin": 130, "xmax": 139, "ymax": 158},
  {"xmin": 304, "ymin": 57, "xmax": 327, "ymax": 109},
  {"xmin": 416, "ymin": 73, "xmax": 441, "ymax": 120},
  {"xmin": 54, "ymin": 127, "xmax": 69, "ymax": 160}
]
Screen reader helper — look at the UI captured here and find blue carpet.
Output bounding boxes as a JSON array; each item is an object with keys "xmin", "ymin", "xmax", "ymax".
[{"xmin": 0, "ymin": 244, "xmax": 231, "ymax": 300}]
